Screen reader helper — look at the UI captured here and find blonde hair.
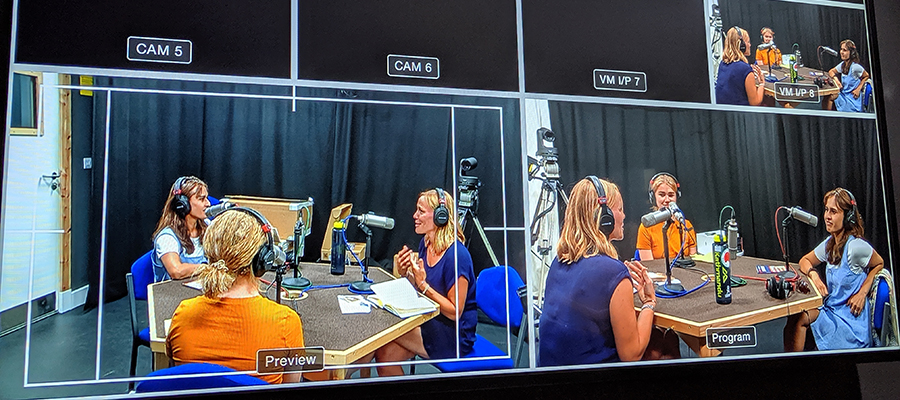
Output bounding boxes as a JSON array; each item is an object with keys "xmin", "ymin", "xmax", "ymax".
[
  {"xmin": 194, "ymin": 210, "xmax": 266, "ymax": 298},
  {"xmin": 420, "ymin": 189, "xmax": 465, "ymax": 254},
  {"xmin": 760, "ymin": 27, "xmax": 774, "ymax": 37},
  {"xmin": 152, "ymin": 176, "xmax": 208, "ymax": 253},
  {"xmin": 649, "ymin": 174, "xmax": 679, "ymax": 211},
  {"xmin": 556, "ymin": 178, "xmax": 621, "ymax": 263},
  {"xmin": 723, "ymin": 27, "xmax": 749, "ymax": 64}
]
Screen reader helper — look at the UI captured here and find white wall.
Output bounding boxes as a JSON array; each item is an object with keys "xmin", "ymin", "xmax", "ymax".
[{"xmin": 1, "ymin": 73, "xmax": 63, "ymax": 312}]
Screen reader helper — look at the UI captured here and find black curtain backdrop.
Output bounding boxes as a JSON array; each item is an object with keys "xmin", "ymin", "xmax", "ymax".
[
  {"xmin": 720, "ymin": 0, "xmax": 869, "ymax": 72},
  {"xmin": 83, "ymin": 79, "xmax": 522, "ymax": 308},
  {"xmin": 549, "ymin": 102, "xmax": 886, "ymax": 266}
]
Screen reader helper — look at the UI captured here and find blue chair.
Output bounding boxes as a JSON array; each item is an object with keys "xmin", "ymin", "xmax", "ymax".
[
  {"xmin": 126, "ymin": 250, "xmax": 154, "ymax": 390},
  {"xmin": 862, "ymin": 82, "xmax": 874, "ymax": 112},
  {"xmin": 426, "ymin": 266, "xmax": 523, "ymax": 372},
  {"xmin": 135, "ymin": 363, "xmax": 267, "ymax": 393},
  {"xmin": 871, "ymin": 270, "xmax": 896, "ymax": 347}
]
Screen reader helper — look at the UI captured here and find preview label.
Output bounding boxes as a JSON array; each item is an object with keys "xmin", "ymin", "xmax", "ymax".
[
  {"xmin": 387, "ymin": 55, "xmax": 440, "ymax": 79},
  {"xmin": 257, "ymin": 346, "xmax": 325, "ymax": 374},
  {"xmin": 706, "ymin": 326, "xmax": 757, "ymax": 349},
  {"xmin": 127, "ymin": 36, "xmax": 192, "ymax": 64},
  {"xmin": 593, "ymin": 69, "xmax": 647, "ymax": 92},
  {"xmin": 773, "ymin": 83, "xmax": 820, "ymax": 103}
]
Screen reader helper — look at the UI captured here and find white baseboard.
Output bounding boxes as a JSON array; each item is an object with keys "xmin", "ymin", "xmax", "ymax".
[{"xmin": 57, "ymin": 285, "xmax": 89, "ymax": 313}]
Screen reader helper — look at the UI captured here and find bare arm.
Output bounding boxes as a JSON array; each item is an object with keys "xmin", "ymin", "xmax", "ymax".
[
  {"xmin": 851, "ymin": 69, "xmax": 870, "ymax": 98},
  {"xmin": 160, "ymin": 252, "xmax": 202, "ymax": 280},
  {"xmin": 744, "ymin": 65, "xmax": 766, "ymax": 106},
  {"xmin": 638, "ymin": 249, "xmax": 654, "ymax": 262},
  {"xmin": 409, "ymin": 258, "xmax": 469, "ymax": 321},
  {"xmin": 609, "ymin": 279, "xmax": 654, "ymax": 361},
  {"xmin": 798, "ymin": 249, "xmax": 827, "ymax": 297},
  {"xmin": 847, "ymin": 249, "xmax": 884, "ymax": 316}
]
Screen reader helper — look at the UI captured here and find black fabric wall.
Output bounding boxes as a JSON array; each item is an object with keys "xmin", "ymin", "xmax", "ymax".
[
  {"xmin": 549, "ymin": 102, "xmax": 886, "ymax": 265},
  {"xmin": 82, "ymin": 79, "xmax": 522, "ymax": 308},
  {"xmin": 720, "ymin": 0, "xmax": 869, "ymax": 72}
]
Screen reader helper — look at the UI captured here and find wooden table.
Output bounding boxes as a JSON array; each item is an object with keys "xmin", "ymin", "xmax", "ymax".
[
  {"xmin": 147, "ymin": 263, "xmax": 438, "ymax": 379},
  {"xmin": 635, "ymin": 256, "xmax": 822, "ymax": 357},
  {"xmin": 761, "ymin": 64, "xmax": 839, "ymax": 108}
]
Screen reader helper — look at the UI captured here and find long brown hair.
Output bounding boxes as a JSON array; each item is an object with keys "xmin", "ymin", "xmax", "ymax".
[
  {"xmin": 152, "ymin": 176, "xmax": 208, "ymax": 253},
  {"xmin": 556, "ymin": 178, "xmax": 621, "ymax": 263},
  {"xmin": 824, "ymin": 188, "xmax": 865, "ymax": 265},
  {"xmin": 840, "ymin": 39, "xmax": 859, "ymax": 75},
  {"xmin": 722, "ymin": 27, "xmax": 749, "ymax": 64},
  {"xmin": 194, "ymin": 210, "xmax": 265, "ymax": 298},
  {"xmin": 419, "ymin": 189, "xmax": 466, "ymax": 254}
]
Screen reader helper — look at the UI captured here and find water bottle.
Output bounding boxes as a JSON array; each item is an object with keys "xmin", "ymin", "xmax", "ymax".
[
  {"xmin": 789, "ymin": 55, "xmax": 798, "ymax": 84},
  {"xmin": 330, "ymin": 221, "xmax": 346, "ymax": 275},
  {"xmin": 713, "ymin": 233, "xmax": 732, "ymax": 304}
]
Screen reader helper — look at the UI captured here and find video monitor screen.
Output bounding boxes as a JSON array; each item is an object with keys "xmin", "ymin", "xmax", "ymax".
[{"xmin": 1, "ymin": 0, "xmax": 896, "ymax": 398}]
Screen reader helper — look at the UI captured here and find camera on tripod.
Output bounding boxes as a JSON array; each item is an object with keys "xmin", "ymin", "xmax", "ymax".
[
  {"xmin": 458, "ymin": 157, "xmax": 481, "ymax": 211},
  {"xmin": 534, "ymin": 127, "xmax": 560, "ymax": 181}
]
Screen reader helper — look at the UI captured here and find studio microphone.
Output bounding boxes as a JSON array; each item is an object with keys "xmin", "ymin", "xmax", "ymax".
[
  {"xmin": 788, "ymin": 206, "xmax": 818, "ymax": 227},
  {"xmin": 821, "ymin": 46, "xmax": 838, "ymax": 57},
  {"xmin": 355, "ymin": 213, "xmax": 395, "ymax": 230},
  {"xmin": 205, "ymin": 201, "xmax": 236, "ymax": 219},
  {"xmin": 758, "ymin": 42, "xmax": 776, "ymax": 50},
  {"xmin": 641, "ymin": 202, "xmax": 681, "ymax": 228}
]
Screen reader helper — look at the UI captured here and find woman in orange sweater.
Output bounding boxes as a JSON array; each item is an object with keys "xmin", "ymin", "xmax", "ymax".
[{"xmin": 166, "ymin": 208, "xmax": 304, "ymax": 384}]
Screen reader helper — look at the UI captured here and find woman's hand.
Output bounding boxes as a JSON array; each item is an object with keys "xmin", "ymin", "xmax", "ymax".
[
  {"xmin": 394, "ymin": 245, "xmax": 414, "ymax": 276},
  {"xmin": 809, "ymin": 270, "xmax": 828, "ymax": 297},
  {"xmin": 852, "ymin": 86, "xmax": 862, "ymax": 99},
  {"xmin": 751, "ymin": 64, "xmax": 765, "ymax": 85},
  {"xmin": 625, "ymin": 260, "xmax": 656, "ymax": 307},
  {"xmin": 847, "ymin": 290, "xmax": 867, "ymax": 317},
  {"xmin": 409, "ymin": 256, "xmax": 427, "ymax": 291}
]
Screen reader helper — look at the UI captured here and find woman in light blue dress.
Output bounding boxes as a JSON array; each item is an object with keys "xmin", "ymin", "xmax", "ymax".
[
  {"xmin": 824, "ymin": 39, "xmax": 870, "ymax": 112},
  {"xmin": 784, "ymin": 188, "xmax": 885, "ymax": 351},
  {"xmin": 151, "ymin": 176, "xmax": 211, "ymax": 282}
]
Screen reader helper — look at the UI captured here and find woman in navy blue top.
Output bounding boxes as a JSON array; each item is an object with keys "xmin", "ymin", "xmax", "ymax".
[
  {"xmin": 375, "ymin": 188, "xmax": 477, "ymax": 376},
  {"xmin": 540, "ymin": 177, "xmax": 658, "ymax": 366},
  {"xmin": 715, "ymin": 26, "xmax": 766, "ymax": 106}
]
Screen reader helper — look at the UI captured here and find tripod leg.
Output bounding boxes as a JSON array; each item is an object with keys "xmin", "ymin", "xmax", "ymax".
[{"xmin": 471, "ymin": 216, "xmax": 500, "ymax": 267}]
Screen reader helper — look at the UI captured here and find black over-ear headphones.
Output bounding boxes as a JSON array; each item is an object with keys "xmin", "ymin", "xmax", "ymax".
[
  {"xmin": 846, "ymin": 40, "xmax": 858, "ymax": 60},
  {"xmin": 171, "ymin": 177, "xmax": 191, "ymax": 218},
  {"xmin": 766, "ymin": 275, "xmax": 794, "ymax": 300},
  {"xmin": 648, "ymin": 172, "xmax": 682, "ymax": 205},
  {"xmin": 433, "ymin": 188, "xmax": 450, "ymax": 227},
  {"xmin": 734, "ymin": 26, "xmax": 747, "ymax": 54},
  {"xmin": 587, "ymin": 176, "xmax": 615, "ymax": 237},
  {"xmin": 841, "ymin": 188, "xmax": 858, "ymax": 227},
  {"xmin": 229, "ymin": 207, "xmax": 286, "ymax": 278}
]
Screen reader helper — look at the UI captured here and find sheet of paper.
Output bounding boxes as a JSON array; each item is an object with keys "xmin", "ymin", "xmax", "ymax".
[
  {"xmin": 337, "ymin": 295, "xmax": 372, "ymax": 314},
  {"xmin": 183, "ymin": 280, "xmax": 202, "ymax": 290}
]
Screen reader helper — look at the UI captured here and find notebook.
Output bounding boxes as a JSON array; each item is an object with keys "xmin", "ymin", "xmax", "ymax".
[{"xmin": 369, "ymin": 279, "xmax": 437, "ymax": 319}]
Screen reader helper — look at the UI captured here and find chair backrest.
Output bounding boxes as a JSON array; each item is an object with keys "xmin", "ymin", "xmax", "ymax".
[
  {"xmin": 135, "ymin": 363, "xmax": 268, "ymax": 393},
  {"xmin": 131, "ymin": 250, "xmax": 155, "ymax": 300},
  {"xmin": 863, "ymin": 82, "xmax": 874, "ymax": 111},
  {"xmin": 475, "ymin": 266, "xmax": 525, "ymax": 328},
  {"xmin": 126, "ymin": 272, "xmax": 140, "ymax": 338},
  {"xmin": 874, "ymin": 275, "xmax": 890, "ymax": 331}
]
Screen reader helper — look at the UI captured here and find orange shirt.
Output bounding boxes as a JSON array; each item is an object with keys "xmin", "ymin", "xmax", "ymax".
[
  {"xmin": 756, "ymin": 47, "xmax": 782, "ymax": 66},
  {"xmin": 166, "ymin": 295, "xmax": 304, "ymax": 384},
  {"xmin": 636, "ymin": 219, "xmax": 697, "ymax": 260}
]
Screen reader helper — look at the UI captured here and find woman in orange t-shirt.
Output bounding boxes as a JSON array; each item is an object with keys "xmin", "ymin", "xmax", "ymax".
[
  {"xmin": 755, "ymin": 27, "xmax": 782, "ymax": 66},
  {"xmin": 635, "ymin": 173, "xmax": 697, "ymax": 261},
  {"xmin": 166, "ymin": 209, "xmax": 304, "ymax": 384}
]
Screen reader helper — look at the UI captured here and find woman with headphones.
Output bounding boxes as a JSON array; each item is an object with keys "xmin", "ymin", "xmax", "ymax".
[
  {"xmin": 636, "ymin": 173, "xmax": 697, "ymax": 261},
  {"xmin": 375, "ymin": 188, "xmax": 477, "ymax": 376},
  {"xmin": 715, "ymin": 26, "xmax": 766, "ymax": 106},
  {"xmin": 784, "ymin": 188, "xmax": 884, "ymax": 351},
  {"xmin": 151, "ymin": 176, "xmax": 212, "ymax": 282},
  {"xmin": 166, "ymin": 209, "xmax": 303, "ymax": 384},
  {"xmin": 755, "ymin": 27, "xmax": 782, "ymax": 66},
  {"xmin": 539, "ymin": 177, "xmax": 658, "ymax": 365},
  {"xmin": 824, "ymin": 39, "xmax": 870, "ymax": 112}
]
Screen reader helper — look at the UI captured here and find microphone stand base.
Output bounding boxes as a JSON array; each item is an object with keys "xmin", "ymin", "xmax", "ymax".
[
  {"xmin": 777, "ymin": 270, "xmax": 797, "ymax": 280},
  {"xmin": 349, "ymin": 281, "xmax": 374, "ymax": 294},
  {"xmin": 655, "ymin": 283, "xmax": 686, "ymax": 296},
  {"xmin": 282, "ymin": 277, "xmax": 312, "ymax": 290}
]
